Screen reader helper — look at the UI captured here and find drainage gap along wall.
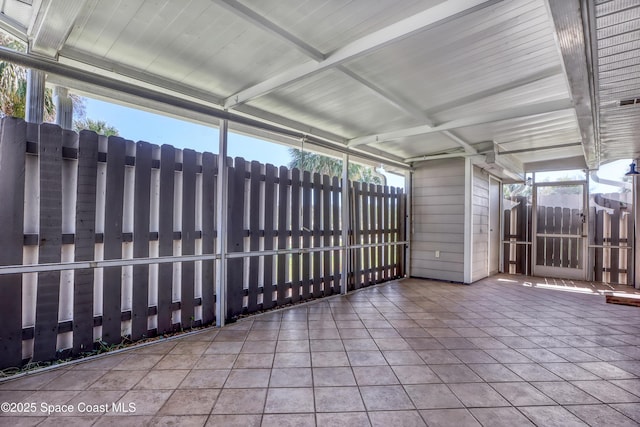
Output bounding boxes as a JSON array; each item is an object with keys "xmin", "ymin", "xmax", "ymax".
[{"xmin": 0, "ymin": 117, "xmax": 406, "ymax": 369}]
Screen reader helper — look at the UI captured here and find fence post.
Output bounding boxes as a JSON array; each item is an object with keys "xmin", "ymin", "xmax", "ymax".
[
  {"xmin": 404, "ymin": 170, "xmax": 411, "ymax": 278},
  {"xmin": 215, "ymin": 120, "xmax": 229, "ymax": 326}
]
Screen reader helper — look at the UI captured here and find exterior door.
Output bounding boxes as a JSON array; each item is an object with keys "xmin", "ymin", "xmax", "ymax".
[{"xmin": 533, "ymin": 182, "xmax": 587, "ymax": 280}]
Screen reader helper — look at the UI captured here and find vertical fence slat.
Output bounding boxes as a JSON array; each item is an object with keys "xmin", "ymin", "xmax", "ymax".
[
  {"xmin": 369, "ymin": 184, "xmax": 377, "ymax": 284},
  {"xmin": 0, "ymin": 118, "xmax": 26, "ymax": 368},
  {"xmin": 101, "ymin": 136, "xmax": 126, "ymax": 344},
  {"xmin": 247, "ymin": 161, "xmax": 261, "ymax": 311},
  {"xmin": 131, "ymin": 141, "xmax": 152, "ymax": 341},
  {"xmin": 73, "ymin": 130, "xmax": 98, "ymax": 353},
  {"xmin": 362, "ymin": 182, "xmax": 370, "ymax": 287},
  {"xmin": 610, "ymin": 208, "xmax": 620, "ymax": 284},
  {"xmin": 570, "ymin": 208, "xmax": 581, "ymax": 269},
  {"xmin": 181, "ymin": 149, "xmax": 197, "ymax": 326},
  {"xmin": 291, "ymin": 169, "xmax": 301, "ymax": 303},
  {"xmin": 561, "ymin": 208, "xmax": 570, "ymax": 268},
  {"xmin": 390, "ymin": 187, "xmax": 397, "ymax": 278},
  {"xmin": 594, "ymin": 210, "xmax": 604, "ymax": 281},
  {"xmin": 227, "ymin": 157, "xmax": 245, "ymax": 319},
  {"xmin": 312, "ymin": 173, "xmax": 322, "ymax": 298},
  {"xmin": 332, "ymin": 176, "xmax": 340, "ymax": 292},
  {"xmin": 33, "ymin": 124, "xmax": 63, "ymax": 360},
  {"xmin": 263, "ymin": 164, "xmax": 276, "ymax": 309},
  {"xmin": 277, "ymin": 166, "xmax": 289, "ymax": 305},
  {"xmin": 516, "ymin": 197, "xmax": 527, "ymax": 274},
  {"xmin": 376, "ymin": 184, "xmax": 384, "ymax": 282},
  {"xmin": 383, "ymin": 185, "xmax": 390, "ymax": 280},
  {"xmin": 353, "ymin": 182, "xmax": 362, "ymax": 290},
  {"xmin": 201, "ymin": 152, "xmax": 216, "ymax": 325},
  {"xmin": 627, "ymin": 211, "xmax": 633, "ymax": 286},
  {"xmin": 552, "ymin": 207, "xmax": 561, "ymax": 267},
  {"xmin": 301, "ymin": 170, "xmax": 311, "ymax": 299},
  {"xmin": 322, "ymin": 174, "xmax": 332, "ymax": 294},
  {"xmin": 157, "ymin": 144, "xmax": 175, "ymax": 334}
]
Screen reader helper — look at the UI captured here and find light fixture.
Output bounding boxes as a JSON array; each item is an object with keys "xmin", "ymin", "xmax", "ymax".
[{"xmin": 625, "ymin": 162, "xmax": 640, "ymax": 176}]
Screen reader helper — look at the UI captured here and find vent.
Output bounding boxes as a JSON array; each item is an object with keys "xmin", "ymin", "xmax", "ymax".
[{"xmin": 619, "ymin": 98, "xmax": 640, "ymax": 106}]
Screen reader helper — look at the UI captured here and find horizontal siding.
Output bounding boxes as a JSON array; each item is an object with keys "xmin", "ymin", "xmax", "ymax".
[
  {"xmin": 411, "ymin": 158, "xmax": 465, "ymax": 282},
  {"xmin": 472, "ymin": 166, "xmax": 490, "ymax": 283}
]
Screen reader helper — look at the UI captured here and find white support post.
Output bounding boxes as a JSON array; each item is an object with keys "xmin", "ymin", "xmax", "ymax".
[
  {"xmin": 54, "ymin": 86, "xmax": 73, "ymax": 130},
  {"xmin": 25, "ymin": 69, "xmax": 45, "ymax": 124},
  {"xmin": 634, "ymin": 159, "xmax": 640, "ymax": 289},
  {"xmin": 463, "ymin": 157, "xmax": 473, "ymax": 284},
  {"xmin": 341, "ymin": 153, "xmax": 350, "ymax": 295},
  {"xmin": 404, "ymin": 170, "xmax": 412, "ymax": 278},
  {"xmin": 215, "ymin": 120, "xmax": 229, "ymax": 326}
]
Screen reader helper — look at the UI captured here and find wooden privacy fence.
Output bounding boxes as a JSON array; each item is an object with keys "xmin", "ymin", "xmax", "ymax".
[
  {"xmin": 0, "ymin": 117, "xmax": 405, "ymax": 369},
  {"xmin": 503, "ymin": 194, "xmax": 633, "ymax": 285}
]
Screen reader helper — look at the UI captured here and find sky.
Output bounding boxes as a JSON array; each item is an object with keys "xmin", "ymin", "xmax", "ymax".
[{"xmin": 83, "ymin": 97, "xmax": 405, "ymax": 188}]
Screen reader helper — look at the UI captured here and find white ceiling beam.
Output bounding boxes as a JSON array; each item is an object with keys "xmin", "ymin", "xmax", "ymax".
[
  {"xmin": 426, "ymin": 65, "xmax": 564, "ymax": 114},
  {"xmin": 0, "ymin": 12, "xmax": 28, "ymax": 42},
  {"xmin": 211, "ymin": 0, "xmax": 325, "ymax": 61},
  {"xmin": 545, "ymin": 0, "xmax": 599, "ymax": 169},
  {"xmin": 224, "ymin": 0, "xmax": 501, "ymax": 109},
  {"xmin": 348, "ymin": 99, "xmax": 574, "ymax": 147},
  {"xmin": 29, "ymin": 0, "xmax": 88, "ymax": 57}
]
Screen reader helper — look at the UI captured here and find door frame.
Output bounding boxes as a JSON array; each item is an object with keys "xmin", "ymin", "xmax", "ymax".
[{"xmin": 532, "ymin": 180, "xmax": 588, "ymax": 280}]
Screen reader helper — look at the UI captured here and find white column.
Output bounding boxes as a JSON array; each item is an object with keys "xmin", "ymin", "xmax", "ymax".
[
  {"xmin": 25, "ymin": 69, "xmax": 46, "ymax": 123},
  {"xmin": 215, "ymin": 120, "xmax": 229, "ymax": 325},
  {"xmin": 634, "ymin": 159, "xmax": 640, "ymax": 289},
  {"xmin": 341, "ymin": 153, "xmax": 350, "ymax": 295},
  {"xmin": 54, "ymin": 86, "xmax": 73, "ymax": 130},
  {"xmin": 463, "ymin": 157, "xmax": 473, "ymax": 284},
  {"xmin": 404, "ymin": 170, "xmax": 412, "ymax": 278}
]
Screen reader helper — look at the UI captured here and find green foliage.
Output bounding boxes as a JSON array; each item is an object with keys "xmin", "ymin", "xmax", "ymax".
[
  {"xmin": 288, "ymin": 148, "xmax": 382, "ymax": 184},
  {"xmin": 73, "ymin": 118, "xmax": 120, "ymax": 136}
]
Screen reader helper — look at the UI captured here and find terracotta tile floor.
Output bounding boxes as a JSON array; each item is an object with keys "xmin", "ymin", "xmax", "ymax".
[{"xmin": 1, "ymin": 274, "xmax": 640, "ymax": 426}]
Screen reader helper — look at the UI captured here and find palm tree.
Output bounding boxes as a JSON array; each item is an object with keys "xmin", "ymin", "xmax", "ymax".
[
  {"xmin": 74, "ymin": 118, "xmax": 119, "ymax": 136},
  {"xmin": 288, "ymin": 148, "xmax": 382, "ymax": 184},
  {"xmin": 0, "ymin": 32, "xmax": 82, "ymax": 122}
]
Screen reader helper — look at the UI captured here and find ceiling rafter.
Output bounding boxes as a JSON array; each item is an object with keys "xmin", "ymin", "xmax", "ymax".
[
  {"xmin": 348, "ymin": 99, "xmax": 574, "ymax": 147},
  {"xmin": 29, "ymin": 0, "xmax": 88, "ymax": 57},
  {"xmin": 216, "ymin": 0, "xmax": 492, "ymax": 154},
  {"xmin": 223, "ymin": 0, "xmax": 502, "ymax": 110}
]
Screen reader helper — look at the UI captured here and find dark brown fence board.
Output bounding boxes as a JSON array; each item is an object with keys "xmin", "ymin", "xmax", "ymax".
[
  {"xmin": 100, "ymin": 136, "xmax": 127, "ymax": 345},
  {"xmin": 291, "ymin": 168, "xmax": 301, "ymax": 303},
  {"xmin": 33, "ymin": 124, "xmax": 63, "ymax": 361},
  {"xmin": 383, "ymin": 185, "xmax": 390, "ymax": 280},
  {"xmin": 247, "ymin": 161, "xmax": 261, "ymax": 311},
  {"xmin": 301, "ymin": 171, "xmax": 311, "ymax": 299},
  {"xmin": 322, "ymin": 174, "xmax": 332, "ymax": 293},
  {"xmin": 201, "ymin": 152, "xmax": 216, "ymax": 324},
  {"xmin": 181, "ymin": 149, "xmax": 197, "ymax": 325},
  {"xmin": 130, "ymin": 141, "xmax": 152, "ymax": 341},
  {"xmin": 369, "ymin": 184, "xmax": 377, "ymax": 284},
  {"xmin": 503, "ymin": 209, "xmax": 511, "ymax": 274},
  {"xmin": 627, "ymin": 212, "xmax": 633, "ymax": 285},
  {"xmin": 544, "ymin": 207, "xmax": 554, "ymax": 266},
  {"xmin": 332, "ymin": 176, "xmax": 340, "ymax": 292},
  {"xmin": 0, "ymin": 118, "xmax": 26, "ymax": 368},
  {"xmin": 562, "ymin": 208, "xmax": 570, "ymax": 268},
  {"xmin": 610, "ymin": 209, "xmax": 620, "ymax": 284},
  {"xmin": 263, "ymin": 164, "xmax": 276, "ymax": 308},
  {"xmin": 362, "ymin": 182, "xmax": 370, "ymax": 287},
  {"xmin": 227, "ymin": 157, "xmax": 246, "ymax": 318},
  {"xmin": 570, "ymin": 209, "xmax": 581, "ymax": 269},
  {"xmin": 516, "ymin": 198, "xmax": 528, "ymax": 273},
  {"xmin": 312, "ymin": 173, "xmax": 322, "ymax": 298},
  {"xmin": 377, "ymin": 185, "xmax": 384, "ymax": 281},
  {"xmin": 594, "ymin": 210, "xmax": 604, "ymax": 282},
  {"xmin": 157, "ymin": 144, "xmax": 175, "ymax": 334},
  {"xmin": 552, "ymin": 207, "xmax": 561, "ymax": 267},
  {"xmin": 277, "ymin": 166, "xmax": 289, "ymax": 305},
  {"xmin": 73, "ymin": 130, "xmax": 99, "ymax": 352},
  {"xmin": 353, "ymin": 181, "xmax": 362, "ymax": 290},
  {"xmin": 389, "ymin": 187, "xmax": 399, "ymax": 278}
]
